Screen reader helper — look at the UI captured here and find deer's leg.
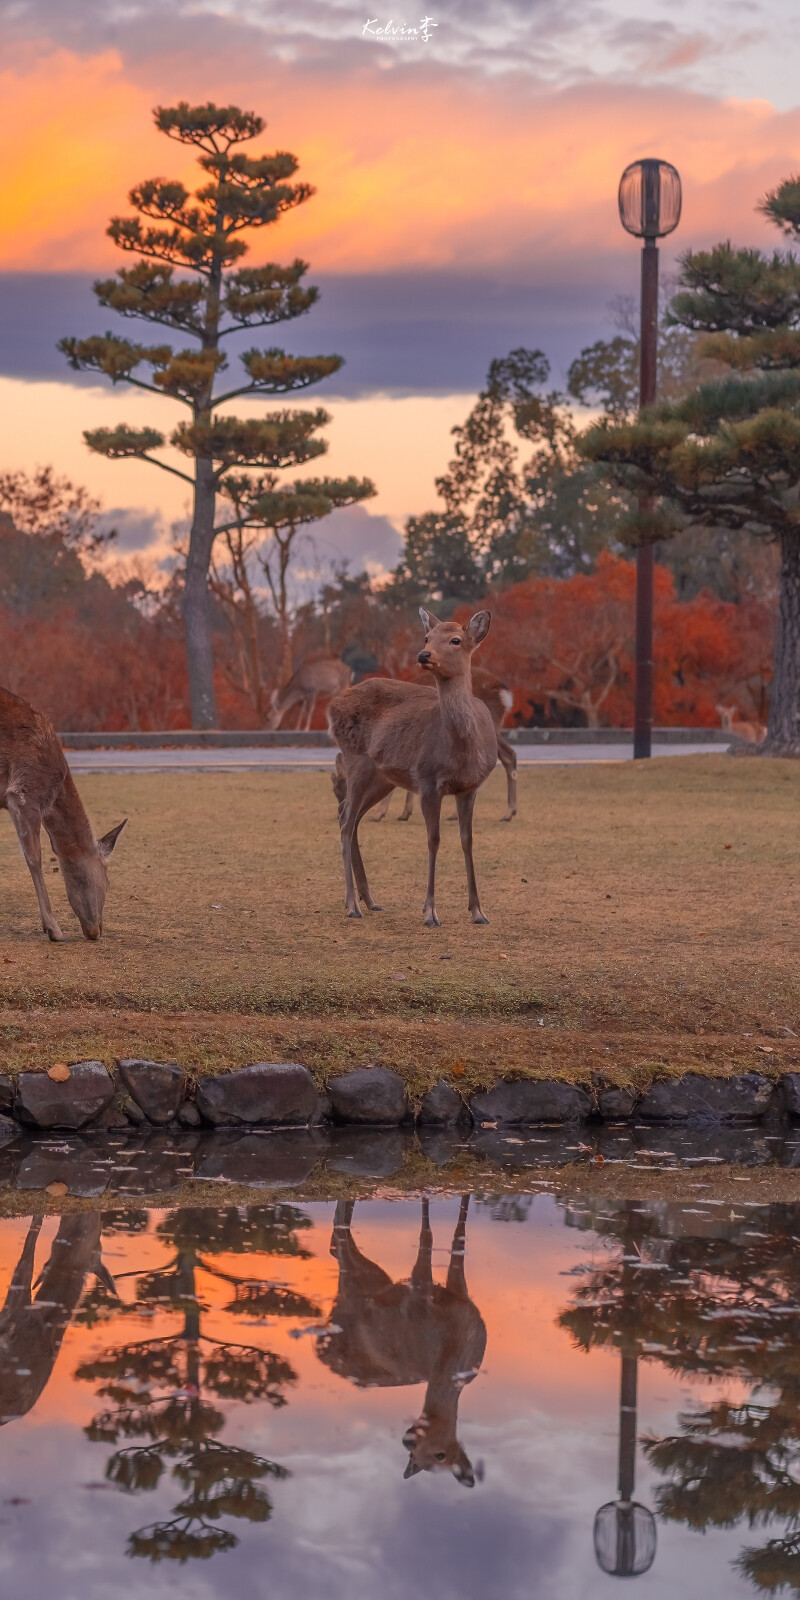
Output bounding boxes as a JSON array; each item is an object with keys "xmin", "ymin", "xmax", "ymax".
[
  {"xmin": 340, "ymin": 763, "xmax": 391, "ymax": 916},
  {"xmin": 419, "ymin": 788, "xmax": 443, "ymax": 927},
  {"xmin": 351, "ymin": 780, "xmax": 393, "ymax": 910},
  {"xmin": 410, "ymin": 1197, "xmax": 434, "ymax": 1292},
  {"xmin": 7, "ymin": 796, "xmax": 65, "ymax": 941},
  {"xmin": 331, "ymin": 754, "xmax": 347, "ymax": 812},
  {"xmin": 398, "ymin": 790, "xmax": 414, "ymax": 821},
  {"xmin": 455, "ymin": 790, "xmax": 489, "ymax": 924},
  {"xmin": 0, "ymin": 1217, "xmax": 42, "ymax": 1336},
  {"xmin": 368, "ymin": 789, "xmax": 393, "ymax": 822},
  {"xmin": 445, "ymin": 1195, "xmax": 471, "ymax": 1300},
  {"xmin": 331, "ymin": 1198, "xmax": 355, "ymax": 1257},
  {"xmin": 303, "ymin": 693, "xmax": 317, "ymax": 732},
  {"xmin": 497, "ymin": 734, "xmax": 517, "ymax": 822}
]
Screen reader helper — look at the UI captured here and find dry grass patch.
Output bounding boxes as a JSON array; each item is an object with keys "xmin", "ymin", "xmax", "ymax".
[{"xmin": 0, "ymin": 757, "xmax": 799, "ymax": 1078}]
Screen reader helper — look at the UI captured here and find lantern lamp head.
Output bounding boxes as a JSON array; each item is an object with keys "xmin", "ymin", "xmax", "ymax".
[{"xmin": 618, "ymin": 159, "xmax": 681, "ymax": 241}]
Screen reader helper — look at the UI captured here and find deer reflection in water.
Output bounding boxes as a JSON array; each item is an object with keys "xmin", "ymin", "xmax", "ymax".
[
  {"xmin": 318, "ymin": 1195, "xmax": 486, "ymax": 1485},
  {"xmin": 0, "ymin": 1214, "xmax": 112, "ymax": 1425}
]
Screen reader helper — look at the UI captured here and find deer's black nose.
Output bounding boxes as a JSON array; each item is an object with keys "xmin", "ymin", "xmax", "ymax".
[{"xmin": 418, "ymin": 650, "xmax": 431, "ymax": 664}]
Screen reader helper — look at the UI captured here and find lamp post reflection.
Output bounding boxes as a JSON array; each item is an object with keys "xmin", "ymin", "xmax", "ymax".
[{"xmin": 594, "ymin": 1347, "xmax": 657, "ymax": 1577}]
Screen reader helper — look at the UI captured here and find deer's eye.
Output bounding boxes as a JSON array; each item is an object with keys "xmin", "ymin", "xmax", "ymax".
[{"xmin": 450, "ymin": 638, "xmax": 461, "ymax": 646}]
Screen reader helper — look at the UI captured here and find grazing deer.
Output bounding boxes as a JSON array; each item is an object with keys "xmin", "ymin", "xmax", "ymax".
[
  {"xmin": 317, "ymin": 1196, "xmax": 485, "ymax": 1486},
  {"xmin": 368, "ymin": 667, "xmax": 517, "ymax": 824},
  {"xmin": 265, "ymin": 658, "xmax": 353, "ymax": 731},
  {"xmin": 328, "ymin": 609, "xmax": 497, "ymax": 924},
  {"xmin": 0, "ymin": 685, "xmax": 126, "ymax": 940},
  {"xmin": 716, "ymin": 704, "xmax": 766, "ymax": 745}
]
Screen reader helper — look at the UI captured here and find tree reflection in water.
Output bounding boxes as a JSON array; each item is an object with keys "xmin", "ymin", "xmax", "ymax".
[
  {"xmin": 75, "ymin": 1205, "xmax": 321, "ymax": 1563},
  {"xmin": 559, "ymin": 1198, "xmax": 800, "ymax": 1593}
]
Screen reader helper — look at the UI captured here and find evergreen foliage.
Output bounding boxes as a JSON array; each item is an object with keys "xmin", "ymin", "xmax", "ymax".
[
  {"xmin": 60, "ymin": 101, "xmax": 373, "ymax": 727},
  {"xmin": 579, "ymin": 186, "xmax": 800, "ymax": 750},
  {"xmin": 388, "ymin": 348, "xmax": 627, "ymax": 606}
]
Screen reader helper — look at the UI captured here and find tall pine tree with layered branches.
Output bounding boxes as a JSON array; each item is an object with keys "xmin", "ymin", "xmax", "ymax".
[
  {"xmin": 580, "ymin": 177, "xmax": 800, "ymax": 752},
  {"xmin": 61, "ymin": 102, "xmax": 373, "ymax": 727}
]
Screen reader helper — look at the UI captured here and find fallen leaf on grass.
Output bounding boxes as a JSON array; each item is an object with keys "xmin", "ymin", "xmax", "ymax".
[
  {"xmin": 47, "ymin": 1063, "xmax": 70, "ymax": 1082},
  {"xmin": 452, "ymin": 1063, "xmax": 466, "ymax": 1078},
  {"xmin": 45, "ymin": 1181, "xmax": 68, "ymax": 1197}
]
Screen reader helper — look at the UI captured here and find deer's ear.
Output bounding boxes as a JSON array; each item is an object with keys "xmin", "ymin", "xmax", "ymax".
[
  {"xmin": 467, "ymin": 610, "xmax": 491, "ymax": 647},
  {"xmin": 419, "ymin": 606, "xmax": 440, "ymax": 632},
  {"xmin": 98, "ymin": 819, "xmax": 127, "ymax": 860}
]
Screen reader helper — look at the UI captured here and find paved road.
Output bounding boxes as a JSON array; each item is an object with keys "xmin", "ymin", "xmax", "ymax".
[{"xmin": 66, "ymin": 743, "xmax": 726, "ymax": 773}]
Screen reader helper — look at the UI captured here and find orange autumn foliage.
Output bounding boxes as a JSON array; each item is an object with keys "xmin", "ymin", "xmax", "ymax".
[{"xmin": 452, "ymin": 553, "xmax": 773, "ymax": 729}]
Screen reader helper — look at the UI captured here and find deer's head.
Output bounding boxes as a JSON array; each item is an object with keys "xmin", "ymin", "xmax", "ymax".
[
  {"xmin": 58, "ymin": 820, "xmax": 127, "ymax": 940},
  {"xmin": 417, "ymin": 608, "xmax": 491, "ymax": 680},
  {"xmin": 403, "ymin": 1416, "xmax": 476, "ymax": 1487},
  {"xmin": 264, "ymin": 688, "xmax": 283, "ymax": 730}
]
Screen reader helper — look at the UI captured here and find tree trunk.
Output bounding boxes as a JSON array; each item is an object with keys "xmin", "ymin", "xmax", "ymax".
[
  {"xmin": 278, "ymin": 615, "xmax": 293, "ymax": 691},
  {"xmin": 183, "ymin": 459, "xmax": 218, "ymax": 729},
  {"xmin": 766, "ymin": 531, "xmax": 800, "ymax": 750}
]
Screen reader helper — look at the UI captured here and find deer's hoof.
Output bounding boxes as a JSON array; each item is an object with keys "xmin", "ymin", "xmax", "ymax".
[
  {"xmin": 46, "ymin": 926, "xmax": 65, "ymax": 942},
  {"xmin": 368, "ymin": 903, "xmax": 384, "ymax": 912},
  {"xmin": 347, "ymin": 908, "xmax": 363, "ymax": 919},
  {"xmin": 471, "ymin": 911, "xmax": 490, "ymax": 925},
  {"xmin": 423, "ymin": 913, "xmax": 441, "ymax": 928}
]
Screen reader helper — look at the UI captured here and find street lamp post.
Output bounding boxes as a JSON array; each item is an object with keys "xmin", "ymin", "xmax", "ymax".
[
  {"xmin": 618, "ymin": 158, "xmax": 682, "ymax": 759},
  {"xmin": 593, "ymin": 1209, "xmax": 657, "ymax": 1579}
]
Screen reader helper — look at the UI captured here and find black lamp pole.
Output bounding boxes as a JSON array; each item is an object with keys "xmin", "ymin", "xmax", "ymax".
[
  {"xmin": 618, "ymin": 159, "xmax": 682, "ymax": 760},
  {"xmin": 593, "ymin": 1208, "xmax": 657, "ymax": 1579},
  {"xmin": 634, "ymin": 239, "xmax": 659, "ymax": 759}
]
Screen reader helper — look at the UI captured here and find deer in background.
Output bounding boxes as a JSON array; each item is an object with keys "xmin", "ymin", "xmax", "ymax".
[
  {"xmin": 0, "ymin": 685, "xmax": 126, "ymax": 940},
  {"xmin": 317, "ymin": 1196, "xmax": 485, "ymax": 1486},
  {"xmin": 368, "ymin": 666, "xmax": 517, "ymax": 824},
  {"xmin": 328, "ymin": 608, "xmax": 497, "ymax": 924},
  {"xmin": 265, "ymin": 658, "xmax": 353, "ymax": 731},
  {"xmin": 716, "ymin": 704, "xmax": 767, "ymax": 745}
]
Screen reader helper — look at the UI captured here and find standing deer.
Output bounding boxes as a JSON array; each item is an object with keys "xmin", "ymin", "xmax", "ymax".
[
  {"xmin": 328, "ymin": 608, "xmax": 497, "ymax": 924},
  {"xmin": 367, "ymin": 667, "xmax": 517, "ymax": 824},
  {"xmin": 0, "ymin": 685, "xmax": 126, "ymax": 940},
  {"xmin": 265, "ymin": 658, "xmax": 353, "ymax": 731},
  {"xmin": 317, "ymin": 1196, "xmax": 485, "ymax": 1486}
]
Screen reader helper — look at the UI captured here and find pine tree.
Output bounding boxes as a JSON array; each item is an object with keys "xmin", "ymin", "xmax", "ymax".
[
  {"xmin": 60, "ymin": 101, "xmax": 373, "ymax": 727},
  {"xmin": 579, "ymin": 183, "xmax": 800, "ymax": 752},
  {"xmin": 219, "ymin": 471, "xmax": 375, "ymax": 688},
  {"xmin": 77, "ymin": 1204, "xmax": 320, "ymax": 1561}
]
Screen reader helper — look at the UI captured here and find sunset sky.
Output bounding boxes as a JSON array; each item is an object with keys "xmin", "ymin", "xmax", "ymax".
[{"xmin": 2, "ymin": 0, "xmax": 799, "ymax": 577}]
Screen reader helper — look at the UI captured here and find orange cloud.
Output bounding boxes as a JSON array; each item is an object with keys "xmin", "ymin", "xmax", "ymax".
[{"xmin": 1, "ymin": 48, "xmax": 799, "ymax": 277}]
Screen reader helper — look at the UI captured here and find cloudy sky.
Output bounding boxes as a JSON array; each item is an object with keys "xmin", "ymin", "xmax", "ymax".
[{"xmin": 1, "ymin": 0, "xmax": 798, "ymax": 575}]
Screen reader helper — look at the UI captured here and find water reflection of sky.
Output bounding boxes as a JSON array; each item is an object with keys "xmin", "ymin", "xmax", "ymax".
[{"xmin": 0, "ymin": 1195, "xmax": 791, "ymax": 1599}]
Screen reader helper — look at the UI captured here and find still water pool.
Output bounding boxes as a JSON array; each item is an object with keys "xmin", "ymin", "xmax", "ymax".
[{"xmin": 0, "ymin": 1190, "xmax": 795, "ymax": 1599}]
